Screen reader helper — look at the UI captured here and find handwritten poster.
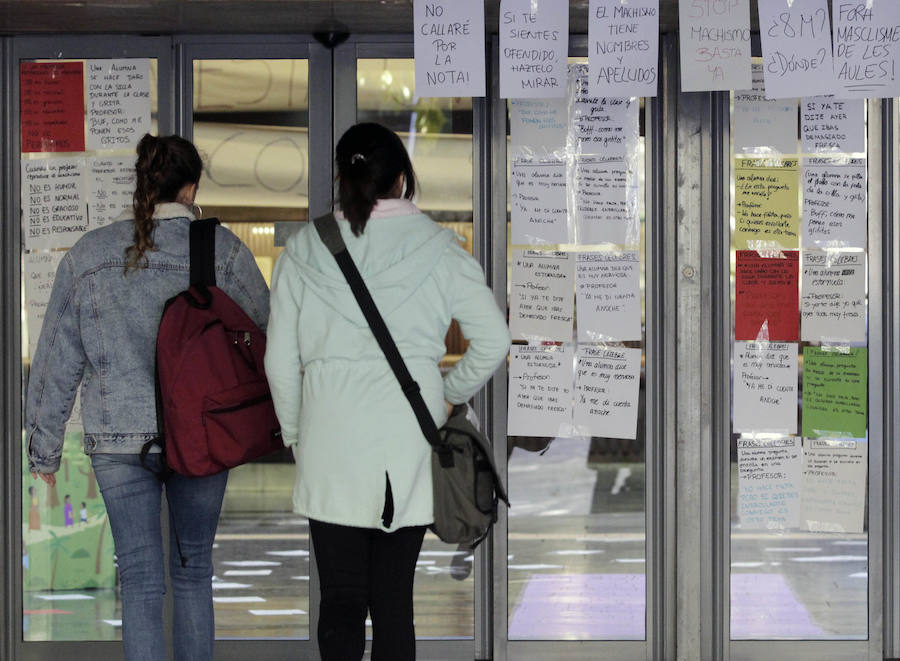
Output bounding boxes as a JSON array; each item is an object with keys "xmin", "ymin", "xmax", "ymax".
[
  {"xmin": 21, "ymin": 157, "xmax": 88, "ymax": 251},
  {"xmin": 509, "ymin": 250, "xmax": 574, "ymax": 342},
  {"xmin": 737, "ymin": 436, "xmax": 802, "ymax": 530},
  {"xmin": 802, "ymin": 157, "xmax": 867, "ymax": 248},
  {"xmin": 802, "ymin": 347, "xmax": 867, "ymax": 438},
  {"xmin": 575, "ymin": 251, "xmax": 641, "ymax": 342},
  {"xmin": 508, "ymin": 344, "xmax": 574, "ymax": 437},
  {"xmin": 499, "ymin": 0, "xmax": 568, "ymax": 98},
  {"xmin": 589, "ymin": 0, "xmax": 659, "ymax": 98},
  {"xmin": 88, "ymin": 156, "xmax": 135, "ymax": 229},
  {"xmin": 24, "ymin": 251, "xmax": 65, "ymax": 359},
  {"xmin": 833, "ymin": 2, "xmax": 900, "ymax": 99},
  {"xmin": 573, "ymin": 346, "xmax": 641, "ymax": 439},
  {"xmin": 572, "ymin": 159, "xmax": 640, "ymax": 247},
  {"xmin": 801, "ymin": 251, "xmax": 866, "ymax": 343},
  {"xmin": 734, "ymin": 158, "xmax": 800, "ymax": 250},
  {"xmin": 802, "ymin": 439, "xmax": 867, "ymax": 533},
  {"xmin": 733, "ymin": 341, "xmax": 798, "ymax": 434},
  {"xmin": 86, "ymin": 59, "xmax": 151, "ymax": 150},
  {"xmin": 414, "ymin": 0, "xmax": 485, "ymax": 98},
  {"xmin": 569, "ymin": 64, "xmax": 639, "ymax": 159},
  {"xmin": 510, "ymin": 97, "xmax": 568, "ymax": 158},
  {"xmin": 758, "ymin": 0, "xmax": 834, "ymax": 99},
  {"xmin": 801, "ymin": 97, "xmax": 866, "ymax": 154},
  {"xmin": 510, "ymin": 160, "xmax": 569, "ymax": 244},
  {"xmin": 733, "ymin": 64, "xmax": 798, "ymax": 155},
  {"xmin": 735, "ymin": 251, "xmax": 799, "ymax": 342},
  {"xmin": 20, "ymin": 62, "xmax": 85, "ymax": 153},
  {"xmin": 678, "ymin": 0, "xmax": 751, "ymax": 92}
]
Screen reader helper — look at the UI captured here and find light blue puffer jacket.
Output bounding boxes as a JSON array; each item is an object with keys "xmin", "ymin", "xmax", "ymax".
[{"xmin": 264, "ymin": 199, "xmax": 510, "ymax": 531}]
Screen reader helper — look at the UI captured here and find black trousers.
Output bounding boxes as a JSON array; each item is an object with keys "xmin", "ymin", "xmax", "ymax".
[{"xmin": 309, "ymin": 519, "xmax": 426, "ymax": 661}]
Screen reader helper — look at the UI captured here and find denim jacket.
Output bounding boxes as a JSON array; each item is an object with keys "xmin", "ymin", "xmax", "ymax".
[{"xmin": 26, "ymin": 203, "xmax": 270, "ymax": 473}]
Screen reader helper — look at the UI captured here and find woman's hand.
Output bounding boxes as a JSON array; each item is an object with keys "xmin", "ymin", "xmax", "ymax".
[
  {"xmin": 445, "ymin": 400, "xmax": 454, "ymax": 417},
  {"xmin": 31, "ymin": 471, "xmax": 56, "ymax": 487}
]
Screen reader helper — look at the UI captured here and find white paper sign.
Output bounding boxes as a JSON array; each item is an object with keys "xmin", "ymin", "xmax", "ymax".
[
  {"xmin": 802, "ymin": 438, "xmax": 867, "ymax": 533},
  {"xmin": 510, "ymin": 250, "xmax": 574, "ymax": 342},
  {"xmin": 589, "ymin": 0, "xmax": 659, "ymax": 98},
  {"xmin": 510, "ymin": 97, "xmax": 568, "ymax": 159},
  {"xmin": 801, "ymin": 251, "xmax": 866, "ymax": 343},
  {"xmin": 734, "ymin": 64, "xmax": 799, "ymax": 155},
  {"xmin": 499, "ymin": 0, "xmax": 569, "ymax": 98},
  {"xmin": 758, "ymin": 0, "xmax": 834, "ymax": 99},
  {"xmin": 510, "ymin": 160, "xmax": 569, "ymax": 245},
  {"xmin": 508, "ymin": 344, "xmax": 574, "ymax": 437},
  {"xmin": 678, "ymin": 0, "xmax": 752, "ymax": 92},
  {"xmin": 86, "ymin": 59, "xmax": 151, "ymax": 151},
  {"xmin": 802, "ymin": 157, "xmax": 867, "ymax": 248},
  {"xmin": 573, "ymin": 346, "xmax": 641, "ymax": 439},
  {"xmin": 572, "ymin": 159, "xmax": 640, "ymax": 246},
  {"xmin": 738, "ymin": 436, "xmax": 802, "ymax": 530},
  {"xmin": 575, "ymin": 251, "xmax": 641, "ymax": 342},
  {"xmin": 414, "ymin": 0, "xmax": 485, "ymax": 98},
  {"xmin": 569, "ymin": 63, "xmax": 639, "ymax": 159},
  {"xmin": 733, "ymin": 341, "xmax": 798, "ymax": 434},
  {"xmin": 88, "ymin": 156, "xmax": 135, "ymax": 229},
  {"xmin": 801, "ymin": 97, "xmax": 866, "ymax": 154},
  {"xmin": 22, "ymin": 157, "xmax": 88, "ymax": 251},
  {"xmin": 833, "ymin": 1, "xmax": 900, "ymax": 99},
  {"xmin": 24, "ymin": 251, "xmax": 64, "ymax": 359}
]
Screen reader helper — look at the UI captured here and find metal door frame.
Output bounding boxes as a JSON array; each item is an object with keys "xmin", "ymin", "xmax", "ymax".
[
  {"xmin": 175, "ymin": 33, "xmax": 330, "ymax": 660},
  {"xmin": 2, "ymin": 35, "xmax": 174, "ymax": 661},
  {"xmin": 487, "ymin": 33, "xmax": 675, "ymax": 661}
]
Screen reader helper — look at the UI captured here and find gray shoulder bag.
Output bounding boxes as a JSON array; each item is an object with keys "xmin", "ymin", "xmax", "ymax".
[{"xmin": 313, "ymin": 213, "xmax": 509, "ymax": 547}]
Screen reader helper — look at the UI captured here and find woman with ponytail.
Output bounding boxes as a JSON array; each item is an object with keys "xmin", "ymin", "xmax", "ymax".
[
  {"xmin": 26, "ymin": 134, "xmax": 269, "ymax": 661},
  {"xmin": 265, "ymin": 123, "xmax": 510, "ymax": 660}
]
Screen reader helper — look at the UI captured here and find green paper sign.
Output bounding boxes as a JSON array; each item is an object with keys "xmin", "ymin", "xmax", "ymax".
[{"xmin": 802, "ymin": 347, "xmax": 867, "ymax": 439}]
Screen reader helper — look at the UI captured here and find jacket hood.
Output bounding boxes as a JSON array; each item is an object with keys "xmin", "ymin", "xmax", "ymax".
[{"xmin": 282, "ymin": 202, "xmax": 457, "ymax": 327}]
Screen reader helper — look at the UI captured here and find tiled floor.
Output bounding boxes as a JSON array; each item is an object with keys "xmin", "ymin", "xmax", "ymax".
[{"xmin": 22, "ymin": 440, "xmax": 869, "ymax": 643}]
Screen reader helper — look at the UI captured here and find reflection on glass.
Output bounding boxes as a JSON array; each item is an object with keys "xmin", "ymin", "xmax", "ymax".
[
  {"xmin": 505, "ymin": 58, "xmax": 648, "ymax": 640},
  {"xmin": 356, "ymin": 58, "xmax": 475, "ymax": 639},
  {"xmin": 20, "ymin": 58, "xmax": 158, "ymax": 642},
  {"xmin": 193, "ymin": 59, "xmax": 311, "ymax": 640},
  {"xmin": 728, "ymin": 60, "xmax": 869, "ymax": 640}
]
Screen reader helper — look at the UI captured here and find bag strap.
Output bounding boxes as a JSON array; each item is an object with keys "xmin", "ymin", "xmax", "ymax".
[
  {"xmin": 313, "ymin": 213, "xmax": 453, "ymax": 466},
  {"xmin": 189, "ymin": 217, "xmax": 220, "ymax": 287}
]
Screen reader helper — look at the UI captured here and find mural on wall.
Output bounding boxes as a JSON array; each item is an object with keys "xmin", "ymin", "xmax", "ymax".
[{"xmin": 22, "ymin": 431, "xmax": 115, "ymax": 591}]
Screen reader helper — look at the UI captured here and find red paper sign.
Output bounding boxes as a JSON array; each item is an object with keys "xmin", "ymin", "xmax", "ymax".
[
  {"xmin": 735, "ymin": 251, "xmax": 799, "ymax": 342},
  {"xmin": 20, "ymin": 62, "xmax": 85, "ymax": 153}
]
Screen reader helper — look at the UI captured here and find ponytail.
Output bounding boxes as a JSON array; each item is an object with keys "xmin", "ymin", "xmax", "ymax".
[
  {"xmin": 126, "ymin": 134, "xmax": 202, "ymax": 272},
  {"xmin": 336, "ymin": 123, "xmax": 417, "ymax": 236}
]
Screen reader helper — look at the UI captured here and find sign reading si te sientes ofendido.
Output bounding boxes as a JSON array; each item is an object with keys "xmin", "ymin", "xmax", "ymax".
[{"xmin": 500, "ymin": 0, "xmax": 569, "ymax": 98}]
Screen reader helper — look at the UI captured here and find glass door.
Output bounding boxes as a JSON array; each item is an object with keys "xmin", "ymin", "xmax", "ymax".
[
  {"xmin": 485, "ymin": 35, "xmax": 671, "ymax": 661},
  {"xmin": 333, "ymin": 37, "xmax": 484, "ymax": 661},
  {"xmin": 11, "ymin": 35, "xmax": 173, "ymax": 658},
  {"xmin": 178, "ymin": 35, "xmax": 330, "ymax": 657}
]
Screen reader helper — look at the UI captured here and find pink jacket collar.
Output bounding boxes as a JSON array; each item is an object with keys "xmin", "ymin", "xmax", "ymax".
[{"xmin": 336, "ymin": 197, "xmax": 420, "ymax": 220}]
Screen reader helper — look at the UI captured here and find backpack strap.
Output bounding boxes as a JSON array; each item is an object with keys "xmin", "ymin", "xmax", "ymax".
[
  {"xmin": 189, "ymin": 218, "xmax": 220, "ymax": 287},
  {"xmin": 312, "ymin": 213, "xmax": 453, "ymax": 468}
]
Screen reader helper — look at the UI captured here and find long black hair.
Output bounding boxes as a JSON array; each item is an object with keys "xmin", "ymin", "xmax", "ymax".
[
  {"xmin": 335, "ymin": 122, "xmax": 417, "ymax": 236},
  {"xmin": 126, "ymin": 134, "xmax": 202, "ymax": 272}
]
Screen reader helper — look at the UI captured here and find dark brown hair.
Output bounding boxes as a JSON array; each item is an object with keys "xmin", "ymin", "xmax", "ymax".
[
  {"xmin": 126, "ymin": 134, "xmax": 202, "ymax": 271},
  {"xmin": 336, "ymin": 123, "xmax": 417, "ymax": 236}
]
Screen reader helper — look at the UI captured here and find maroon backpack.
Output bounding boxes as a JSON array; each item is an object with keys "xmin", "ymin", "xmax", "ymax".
[{"xmin": 143, "ymin": 218, "xmax": 281, "ymax": 477}]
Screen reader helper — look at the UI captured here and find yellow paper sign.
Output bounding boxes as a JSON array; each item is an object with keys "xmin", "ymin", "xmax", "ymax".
[{"xmin": 734, "ymin": 158, "xmax": 800, "ymax": 250}]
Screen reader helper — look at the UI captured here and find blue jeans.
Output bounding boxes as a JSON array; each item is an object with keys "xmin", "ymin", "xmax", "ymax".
[{"xmin": 91, "ymin": 453, "xmax": 228, "ymax": 661}]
